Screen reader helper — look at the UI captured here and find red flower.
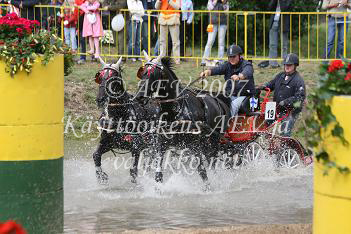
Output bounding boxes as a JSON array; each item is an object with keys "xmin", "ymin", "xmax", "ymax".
[
  {"xmin": 347, "ymin": 63, "xmax": 351, "ymax": 72},
  {"xmin": 328, "ymin": 60, "xmax": 344, "ymax": 73},
  {"xmin": 32, "ymin": 20, "xmax": 40, "ymax": 26},
  {"xmin": 16, "ymin": 28, "xmax": 23, "ymax": 33},
  {"xmin": 345, "ymin": 73, "xmax": 351, "ymax": 81},
  {"xmin": 0, "ymin": 221, "xmax": 26, "ymax": 234}
]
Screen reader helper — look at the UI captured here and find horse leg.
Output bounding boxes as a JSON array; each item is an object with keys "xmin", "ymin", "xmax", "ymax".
[
  {"xmin": 196, "ymin": 153, "xmax": 208, "ymax": 183},
  {"xmin": 155, "ymin": 143, "xmax": 167, "ymax": 183},
  {"xmin": 130, "ymin": 136, "xmax": 143, "ymax": 183},
  {"xmin": 194, "ymin": 139, "xmax": 212, "ymax": 191},
  {"xmin": 93, "ymin": 144, "xmax": 111, "ymax": 184},
  {"xmin": 93, "ymin": 132, "xmax": 114, "ymax": 184}
]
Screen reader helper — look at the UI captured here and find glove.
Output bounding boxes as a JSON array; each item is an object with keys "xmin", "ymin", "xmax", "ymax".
[
  {"xmin": 279, "ymin": 100, "xmax": 285, "ymax": 106},
  {"xmin": 200, "ymin": 70, "xmax": 211, "ymax": 78}
]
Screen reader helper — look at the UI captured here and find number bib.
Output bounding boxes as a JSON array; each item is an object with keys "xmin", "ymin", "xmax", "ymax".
[{"xmin": 265, "ymin": 102, "xmax": 276, "ymax": 120}]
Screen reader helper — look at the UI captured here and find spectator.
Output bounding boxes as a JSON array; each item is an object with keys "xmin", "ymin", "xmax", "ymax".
[
  {"xmin": 11, "ymin": 0, "xmax": 41, "ymax": 21},
  {"xmin": 180, "ymin": 0, "xmax": 193, "ymax": 59},
  {"xmin": 80, "ymin": 0, "xmax": 103, "ymax": 59},
  {"xmin": 201, "ymin": 0, "xmax": 229, "ymax": 65},
  {"xmin": 141, "ymin": 0, "xmax": 156, "ymax": 54},
  {"xmin": 155, "ymin": 0, "xmax": 181, "ymax": 64},
  {"xmin": 41, "ymin": 0, "xmax": 50, "ymax": 29},
  {"xmin": 127, "ymin": 0, "xmax": 144, "ymax": 62},
  {"xmin": 322, "ymin": 0, "xmax": 350, "ymax": 61},
  {"xmin": 258, "ymin": 0, "xmax": 292, "ymax": 69},
  {"xmin": 102, "ymin": 0, "xmax": 127, "ymax": 58},
  {"xmin": 153, "ymin": 31, "xmax": 172, "ymax": 56},
  {"xmin": 74, "ymin": 0, "xmax": 86, "ymax": 64},
  {"xmin": 63, "ymin": 0, "xmax": 77, "ymax": 52},
  {"xmin": 48, "ymin": 0, "xmax": 63, "ymax": 37}
]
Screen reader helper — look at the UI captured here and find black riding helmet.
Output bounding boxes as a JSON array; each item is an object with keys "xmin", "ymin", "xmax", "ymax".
[
  {"xmin": 283, "ymin": 53, "xmax": 299, "ymax": 66},
  {"xmin": 227, "ymin": 44, "xmax": 242, "ymax": 57}
]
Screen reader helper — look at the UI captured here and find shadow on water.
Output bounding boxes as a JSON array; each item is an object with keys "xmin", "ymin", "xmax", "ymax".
[{"xmin": 64, "ymin": 140, "xmax": 313, "ymax": 233}]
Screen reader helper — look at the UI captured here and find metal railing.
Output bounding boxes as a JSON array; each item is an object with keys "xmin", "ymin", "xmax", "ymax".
[{"xmin": 1, "ymin": 4, "xmax": 350, "ymax": 62}]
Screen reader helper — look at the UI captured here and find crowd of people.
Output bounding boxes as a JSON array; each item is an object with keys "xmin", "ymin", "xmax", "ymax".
[{"xmin": 0, "ymin": 0, "xmax": 350, "ymax": 65}]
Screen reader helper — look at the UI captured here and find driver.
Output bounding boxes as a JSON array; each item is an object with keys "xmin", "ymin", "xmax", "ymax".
[
  {"xmin": 200, "ymin": 44, "xmax": 255, "ymax": 117},
  {"xmin": 258, "ymin": 53, "xmax": 306, "ymax": 137}
]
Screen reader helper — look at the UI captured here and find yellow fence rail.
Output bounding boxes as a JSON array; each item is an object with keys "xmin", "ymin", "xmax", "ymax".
[{"xmin": 1, "ymin": 4, "xmax": 350, "ymax": 62}]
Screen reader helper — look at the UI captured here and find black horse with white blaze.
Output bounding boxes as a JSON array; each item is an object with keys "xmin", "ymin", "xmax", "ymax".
[
  {"xmin": 135, "ymin": 52, "xmax": 231, "ymax": 186},
  {"xmin": 93, "ymin": 57, "xmax": 160, "ymax": 184}
]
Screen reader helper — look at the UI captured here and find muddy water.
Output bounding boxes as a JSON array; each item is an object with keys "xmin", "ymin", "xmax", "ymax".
[{"xmin": 64, "ymin": 140, "xmax": 313, "ymax": 233}]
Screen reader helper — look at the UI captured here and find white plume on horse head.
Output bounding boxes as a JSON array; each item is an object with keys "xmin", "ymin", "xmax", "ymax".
[
  {"xmin": 154, "ymin": 53, "xmax": 162, "ymax": 64},
  {"xmin": 143, "ymin": 50, "xmax": 151, "ymax": 61},
  {"xmin": 111, "ymin": 56, "xmax": 123, "ymax": 70},
  {"xmin": 98, "ymin": 56, "xmax": 106, "ymax": 67}
]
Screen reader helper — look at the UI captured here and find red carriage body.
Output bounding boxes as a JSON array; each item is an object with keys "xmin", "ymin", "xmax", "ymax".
[{"xmin": 221, "ymin": 89, "xmax": 312, "ymax": 168}]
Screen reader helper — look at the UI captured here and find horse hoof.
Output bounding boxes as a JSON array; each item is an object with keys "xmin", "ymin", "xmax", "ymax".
[
  {"xmin": 130, "ymin": 169, "xmax": 138, "ymax": 184},
  {"xmin": 155, "ymin": 172, "xmax": 163, "ymax": 183},
  {"xmin": 202, "ymin": 182, "xmax": 212, "ymax": 193},
  {"xmin": 96, "ymin": 169, "xmax": 109, "ymax": 185}
]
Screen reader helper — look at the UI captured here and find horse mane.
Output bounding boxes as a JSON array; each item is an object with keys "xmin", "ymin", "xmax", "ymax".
[{"xmin": 161, "ymin": 57, "xmax": 178, "ymax": 80}]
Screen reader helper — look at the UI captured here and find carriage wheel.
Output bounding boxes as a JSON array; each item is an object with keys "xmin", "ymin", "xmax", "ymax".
[
  {"xmin": 241, "ymin": 142, "xmax": 265, "ymax": 165},
  {"xmin": 278, "ymin": 148, "xmax": 302, "ymax": 169}
]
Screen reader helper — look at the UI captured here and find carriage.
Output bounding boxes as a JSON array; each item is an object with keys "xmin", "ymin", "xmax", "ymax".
[{"xmin": 218, "ymin": 87, "xmax": 313, "ymax": 169}]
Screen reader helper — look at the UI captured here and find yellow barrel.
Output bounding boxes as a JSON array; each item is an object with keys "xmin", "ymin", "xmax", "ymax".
[
  {"xmin": 314, "ymin": 96, "xmax": 351, "ymax": 234},
  {"xmin": 0, "ymin": 55, "xmax": 64, "ymax": 233}
]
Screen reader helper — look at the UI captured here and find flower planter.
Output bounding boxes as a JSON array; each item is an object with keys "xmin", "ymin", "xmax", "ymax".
[
  {"xmin": 314, "ymin": 96, "xmax": 351, "ymax": 234},
  {"xmin": 0, "ymin": 55, "xmax": 64, "ymax": 233}
]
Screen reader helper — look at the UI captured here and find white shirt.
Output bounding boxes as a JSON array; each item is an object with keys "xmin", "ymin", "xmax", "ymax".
[{"xmin": 127, "ymin": 0, "xmax": 145, "ymax": 22}]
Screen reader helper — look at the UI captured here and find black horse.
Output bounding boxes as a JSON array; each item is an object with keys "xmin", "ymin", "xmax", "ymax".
[
  {"xmin": 135, "ymin": 52, "xmax": 231, "ymax": 186},
  {"xmin": 93, "ymin": 57, "xmax": 160, "ymax": 184}
]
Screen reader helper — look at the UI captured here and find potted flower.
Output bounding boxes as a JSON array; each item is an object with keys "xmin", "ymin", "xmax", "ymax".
[
  {"xmin": 0, "ymin": 13, "xmax": 73, "ymax": 233},
  {"xmin": 304, "ymin": 60, "xmax": 351, "ymax": 233},
  {"xmin": 0, "ymin": 13, "xmax": 74, "ymax": 76}
]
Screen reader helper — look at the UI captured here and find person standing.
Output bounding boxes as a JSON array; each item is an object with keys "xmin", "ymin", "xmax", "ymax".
[
  {"xmin": 180, "ymin": 0, "xmax": 194, "ymax": 59},
  {"xmin": 103, "ymin": 0, "xmax": 128, "ymax": 58},
  {"xmin": 127, "ymin": 0, "xmax": 144, "ymax": 62},
  {"xmin": 155, "ymin": 0, "xmax": 181, "ymax": 64},
  {"xmin": 201, "ymin": 0, "xmax": 229, "ymax": 65},
  {"xmin": 258, "ymin": 0, "xmax": 293, "ymax": 69},
  {"xmin": 74, "ymin": 0, "xmax": 87, "ymax": 64},
  {"xmin": 322, "ymin": 0, "xmax": 350, "ymax": 61},
  {"xmin": 11, "ymin": 0, "xmax": 40, "ymax": 20},
  {"xmin": 80, "ymin": 0, "xmax": 103, "ymax": 59},
  {"xmin": 63, "ymin": 0, "xmax": 77, "ymax": 52},
  {"xmin": 141, "ymin": 0, "xmax": 156, "ymax": 54}
]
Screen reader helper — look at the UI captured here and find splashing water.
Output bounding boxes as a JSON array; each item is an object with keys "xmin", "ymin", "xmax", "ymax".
[{"xmin": 64, "ymin": 140, "xmax": 313, "ymax": 233}]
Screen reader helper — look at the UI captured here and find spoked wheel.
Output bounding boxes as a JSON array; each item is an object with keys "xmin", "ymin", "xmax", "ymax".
[
  {"xmin": 278, "ymin": 148, "xmax": 302, "ymax": 169},
  {"xmin": 241, "ymin": 142, "xmax": 265, "ymax": 166}
]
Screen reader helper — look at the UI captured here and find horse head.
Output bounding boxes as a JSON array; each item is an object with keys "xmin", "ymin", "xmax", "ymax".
[
  {"xmin": 135, "ymin": 51, "xmax": 177, "ymax": 100},
  {"xmin": 94, "ymin": 57, "xmax": 126, "ymax": 108}
]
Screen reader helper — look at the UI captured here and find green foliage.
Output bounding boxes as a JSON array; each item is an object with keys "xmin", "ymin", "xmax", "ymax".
[{"xmin": 300, "ymin": 59, "xmax": 351, "ymax": 175}]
